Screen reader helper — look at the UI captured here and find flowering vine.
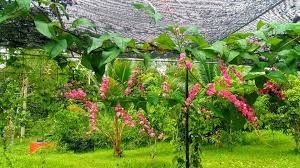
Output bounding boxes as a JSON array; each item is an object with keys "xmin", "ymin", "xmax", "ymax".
[
  {"xmin": 184, "ymin": 84, "xmax": 200, "ymax": 112},
  {"xmin": 64, "ymin": 87, "xmax": 99, "ymax": 133},
  {"xmin": 205, "ymin": 58, "xmax": 257, "ymax": 122},
  {"xmin": 125, "ymin": 67, "xmax": 139, "ymax": 96},
  {"xmin": 114, "ymin": 103, "xmax": 137, "ymax": 128},
  {"xmin": 137, "ymin": 112, "xmax": 164, "ymax": 139},
  {"xmin": 177, "ymin": 52, "xmax": 186, "ymax": 68},
  {"xmin": 218, "ymin": 59, "xmax": 231, "ymax": 88},
  {"xmin": 185, "ymin": 61, "xmax": 192, "ymax": 70},
  {"xmin": 100, "ymin": 76, "xmax": 109, "ymax": 100},
  {"xmin": 231, "ymin": 66, "xmax": 245, "ymax": 83},
  {"xmin": 259, "ymin": 80, "xmax": 285, "ymax": 100}
]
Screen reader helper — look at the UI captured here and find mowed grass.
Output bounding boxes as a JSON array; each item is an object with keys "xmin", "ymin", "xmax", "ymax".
[{"xmin": 0, "ymin": 130, "xmax": 299, "ymax": 168}]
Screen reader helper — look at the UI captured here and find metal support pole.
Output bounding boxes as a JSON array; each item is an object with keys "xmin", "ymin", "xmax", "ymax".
[{"xmin": 185, "ymin": 67, "xmax": 189, "ymax": 168}]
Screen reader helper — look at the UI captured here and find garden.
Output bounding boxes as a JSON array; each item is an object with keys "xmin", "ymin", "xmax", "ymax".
[{"xmin": 0, "ymin": 0, "xmax": 299, "ymax": 168}]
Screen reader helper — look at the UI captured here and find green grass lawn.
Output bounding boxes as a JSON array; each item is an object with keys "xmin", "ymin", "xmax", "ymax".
[{"xmin": 0, "ymin": 131, "xmax": 299, "ymax": 168}]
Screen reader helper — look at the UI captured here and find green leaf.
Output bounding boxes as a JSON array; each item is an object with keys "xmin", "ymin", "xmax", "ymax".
[
  {"xmin": 256, "ymin": 20, "xmax": 265, "ymax": 30},
  {"xmin": 44, "ymin": 39, "xmax": 68, "ymax": 58},
  {"xmin": 110, "ymin": 34, "xmax": 131, "ymax": 52},
  {"xmin": 34, "ymin": 20, "xmax": 55, "ymax": 39},
  {"xmin": 143, "ymin": 53, "xmax": 151, "ymax": 68},
  {"xmin": 244, "ymin": 72, "xmax": 265, "ymax": 80},
  {"xmin": 87, "ymin": 34, "xmax": 110, "ymax": 53},
  {"xmin": 237, "ymin": 39, "xmax": 248, "ymax": 49},
  {"xmin": 253, "ymin": 31, "xmax": 266, "ymax": 40},
  {"xmin": 185, "ymin": 35, "xmax": 208, "ymax": 48},
  {"xmin": 16, "ymin": 0, "xmax": 31, "ymax": 13},
  {"xmin": 154, "ymin": 34, "xmax": 176, "ymax": 50},
  {"xmin": 205, "ymin": 41, "xmax": 227, "ymax": 55},
  {"xmin": 132, "ymin": 3, "xmax": 146, "ymax": 9},
  {"xmin": 71, "ymin": 18, "xmax": 96, "ymax": 31},
  {"xmin": 132, "ymin": 3, "xmax": 162, "ymax": 23},
  {"xmin": 227, "ymin": 51, "xmax": 240, "ymax": 63},
  {"xmin": 0, "ymin": 2, "xmax": 19, "ymax": 23},
  {"xmin": 98, "ymin": 48, "xmax": 121, "ymax": 67},
  {"xmin": 265, "ymin": 70, "xmax": 288, "ymax": 84}
]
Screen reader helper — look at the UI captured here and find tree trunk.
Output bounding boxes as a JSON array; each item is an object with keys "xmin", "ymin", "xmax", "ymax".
[{"xmin": 113, "ymin": 116, "xmax": 123, "ymax": 157}]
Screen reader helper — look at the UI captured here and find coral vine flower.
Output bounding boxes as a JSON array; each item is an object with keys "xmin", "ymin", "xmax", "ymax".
[
  {"xmin": 185, "ymin": 61, "xmax": 192, "ymax": 70},
  {"xmin": 259, "ymin": 80, "xmax": 285, "ymax": 100},
  {"xmin": 217, "ymin": 90, "xmax": 256, "ymax": 122},
  {"xmin": 124, "ymin": 67, "xmax": 139, "ymax": 96},
  {"xmin": 231, "ymin": 66, "xmax": 245, "ymax": 83},
  {"xmin": 100, "ymin": 76, "xmax": 109, "ymax": 100},
  {"xmin": 177, "ymin": 53, "xmax": 186, "ymax": 68},
  {"xmin": 65, "ymin": 88, "xmax": 86, "ymax": 100},
  {"xmin": 218, "ymin": 59, "xmax": 231, "ymax": 88},
  {"xmin": 65, "ymin": 87, "xmax": 99, "ymax": 133},
  {"xmin": 184, "ymin": 84, "xmax": 200, "ymax": 111},
  {"xmin": 158, "ymin": 133, "xmax": 164, "ymax": 140},
  {"xmin": 114, "ymin": 103, "xmax": 137, "ymax": 129},
  {"xmin": 206, "ymin": 83, "xmax": 216, "ymax": 96},
  {"xmin": 85, "ymin": 101, "xmax": 99, "ymax": 132}
]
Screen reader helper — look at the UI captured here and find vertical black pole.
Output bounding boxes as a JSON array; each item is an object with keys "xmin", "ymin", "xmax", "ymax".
[{"xmin": 185, "ymin": 68, "xmax": 189, "ymax": 168}]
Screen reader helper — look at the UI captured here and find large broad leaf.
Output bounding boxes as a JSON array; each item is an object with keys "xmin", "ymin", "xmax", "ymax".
[
  {"xmin": 185, "ymin": 35, "xmax": 208, "ymax": 48},
  {"xmin": 154, "ymin": 34, "xmax": 177, "ymax": 50},
  {"xmin": 87, "ymin": 34, "xmax": 110, "ymax": 53},
  {"xmin": 227, "ymin": 51, "xmax": 240, "ymax": 63},
  {"xmin": 265, "ymin": 70, "xmax": 288, "ymax": 84},
  {"xmin": 71, "ymin": 18, "xmax": 96, "ymax": 31},
  {"xmin": 34, "ymin": 20, "xmax": 56, "ymax": 39},
  {"xmin": 243, "ymin": 72, "xmax": 265, "ymax": 80},
  {"xmin": 0, "ymin": 2, "xmax": 19, "ymax": 23},
  {"xmin": 205, "ymin": 41, "xmax": 227, "ymax": 55},
  {"xmin": 98, "ymin": 48, "xmax": 121, "ymax": 67},
  {"xmin": 107, "ymin": 61, "xmax": 132, "ymax": 83},
  {"xmin": 44, "ymin": 39, "xmax": 67, "ymax": 58},
  {"xmin": 110, "ymin": 33, "xmax": 131, "ymax": 52},
  {"xmin": 16, "ymin": 0, "xmax": 31, "ymax": 12}
]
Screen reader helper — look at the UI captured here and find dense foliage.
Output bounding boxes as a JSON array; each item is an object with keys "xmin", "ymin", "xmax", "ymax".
[{"xmin": 0, "ymin": 1, "xmax": 299, "ymax": 168}]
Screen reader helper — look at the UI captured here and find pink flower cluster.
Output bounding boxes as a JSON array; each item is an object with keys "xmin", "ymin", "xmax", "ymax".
[
  {"xmin": 125, "ymin": 67, "xmax": 139, "ymax": 96},
  {"xmin": 65, "ymin": 89, "xmax": 87, "ymax": 100},
  {"xmin": 177, "ymin": 53, "xmax": 186, "ymax": 68},
  {"xmin": 136, "ymin": 112, "xmax": 164, "ymax": 139},
  {"xmin": 185, "ymin": 61, "xmax": 192, "ymax": 70},
  {"xmin": 114, "ymin": 103, "xmax": 137, "ymax": 128},
  {"xmin": 206, "ymin": 83, "xmax": 216, "ymax": 96},
  {"xmin": 231, "ymin": 66, "xmax": 245, "ymax": 83},
  {"xmin": 205, "ymin": 59, "xmax": 257, "ymax": 122},
  {"xmin": 259, "ymin": 81, "xmax": 285, "ymax": 100},
  {"xmin": 100, "ymin": 76, "xmax": 109, "ymax": 100},
  {"xmin": 218, "ymin": 59, "xmax": 231, "ymax": 88},
  {"xmin": 162, "ymin": 81, "xmax": 169, "ymax": 97},
  {"xmin": 217, "ymin": 90, "xmax": 256, "ymax": 122},
  {"xmin": 64, "ymin": 87, "xmax": 99, "ymax": 133},
  {"xmin": 184, "ymin": 84, "xmax": 200, "ymax": 112},
  {"xmin": 85, "ymin": 101, "xmax": 99, "ymax": 132}
]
